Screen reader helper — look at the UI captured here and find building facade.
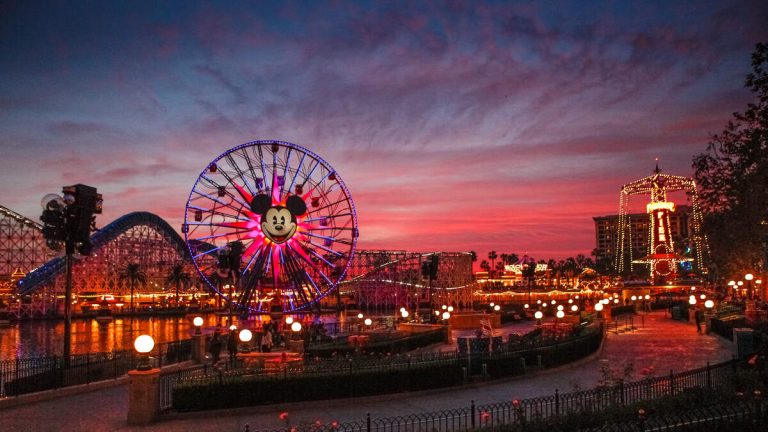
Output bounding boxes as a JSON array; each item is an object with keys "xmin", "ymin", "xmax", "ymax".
[{"xmin": 594, "ymin": 205, "xmax": 691, "ymax": 267}]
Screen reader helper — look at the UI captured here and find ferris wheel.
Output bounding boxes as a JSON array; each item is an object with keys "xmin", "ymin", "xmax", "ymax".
[{"xmin": 183, "ymin": 140, "xmax": 358, "ymax": 314}]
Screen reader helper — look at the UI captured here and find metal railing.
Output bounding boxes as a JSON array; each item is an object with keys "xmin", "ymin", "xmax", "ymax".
[
  {"xmin": 160, "ymin": 325, "xmax": 604, "ymax": 411},
  {"xmin": 0, "ymin": 339, "xmax": 192, "ymax": 397},
  {"xmin": 239, "ymin": 358, "xmax": 750, "ymax": 432}
]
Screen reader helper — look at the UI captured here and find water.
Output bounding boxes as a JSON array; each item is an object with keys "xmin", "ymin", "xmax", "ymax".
[{"xmin": 0, "ymin": 312, "xmax": 356, "ymax": 360}]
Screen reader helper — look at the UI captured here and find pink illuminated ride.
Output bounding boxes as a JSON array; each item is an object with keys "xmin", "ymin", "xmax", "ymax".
[
  {"xmin": 616, "ymin": 163, "xmax": 708, "ymax": 284},
  {"xmin": 183, "ymin": 141, "xmax": 358, "ymax": 315}
]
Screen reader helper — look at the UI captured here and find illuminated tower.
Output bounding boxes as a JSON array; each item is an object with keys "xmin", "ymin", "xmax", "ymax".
[{"xmin": 616, "ymin": 164, "xmax": 708, "ymax": 283}]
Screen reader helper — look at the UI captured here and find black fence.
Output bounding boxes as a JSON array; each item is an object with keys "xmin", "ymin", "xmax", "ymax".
[
  {"xmin": 0, "ymin": 339, "xmax": 192, "ymax": 397},
  {"xmin": 163, "ymin": 324, "xmax": 604, "ymax": 411},
  {"xmin": 238, "ymin": 358, "xmax": 756, "ymax": 432}
]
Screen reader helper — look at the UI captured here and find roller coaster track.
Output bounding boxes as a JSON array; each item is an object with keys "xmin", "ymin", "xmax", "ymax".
[{"xmin": 17, "ymin": 212, "xmax": 188, "ymax": 294}]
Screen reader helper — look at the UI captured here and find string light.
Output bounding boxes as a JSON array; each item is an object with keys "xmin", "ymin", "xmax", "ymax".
[{"xmin": 617, "ymin": 166, "xmax": 707, "ymax": 278}]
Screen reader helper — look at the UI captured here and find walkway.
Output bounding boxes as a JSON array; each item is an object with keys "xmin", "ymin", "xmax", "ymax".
[{"xmin": 0, "ymin": 312, "xmax": 734, "ymax": 431}]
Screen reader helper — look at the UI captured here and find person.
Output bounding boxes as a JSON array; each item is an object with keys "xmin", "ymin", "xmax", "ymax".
[
  {"xmin": 261, "ymin": 329, "xmax": 273, "ymax": 353},
  {"xmin": 695, "ymin": 308, "xmax": 704, "ymax": 334},
  {"xmin": 210, "ymin": 330, "xmax": 223, "ymax": 363},
  {"xmin": 227, "ymin": 328, "xmax": 238, "ymax": 362}
]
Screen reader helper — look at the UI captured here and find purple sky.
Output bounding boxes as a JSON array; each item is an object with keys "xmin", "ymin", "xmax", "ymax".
[{"xmin": 1, "ymin": 1, "xmax": 767, "ymax": 262}]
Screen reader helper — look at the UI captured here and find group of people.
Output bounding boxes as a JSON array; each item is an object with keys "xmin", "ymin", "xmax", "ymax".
[
  {"xmin": 204, "ymin": 318, "xmax": 333, "ymax": 363},
  {"xmin": 207, "ymin": 325, "xmax": 239, "ymax": 364}
]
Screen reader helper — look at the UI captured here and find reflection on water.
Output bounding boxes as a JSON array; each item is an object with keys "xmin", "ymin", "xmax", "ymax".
[
  {"xmin": 0, "ymin": 314, "xmax": 216, "ymax": 360},
  {"xmin": 0, "ymin": 312, "xmax": 352, "ymax": 360}
]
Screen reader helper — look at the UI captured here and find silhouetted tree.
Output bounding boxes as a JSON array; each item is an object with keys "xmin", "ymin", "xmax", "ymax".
[
  {"xmin": 693, "ymin": 42, "xmax": 768, "ymax": 277},
  {"xmin": 480, "ymin": 260, "xmax": 491, "ymax": 273},
  {"xmin": 488, "ymin": 251, "xmax": 498, "ymax": 276},
  {"xmin": 165, "ymin": 263, "xmax": 192, "ymax": 307},
  {"xmin": 119, "ymin": 263, "xmax": 146, "ymax": 314}
]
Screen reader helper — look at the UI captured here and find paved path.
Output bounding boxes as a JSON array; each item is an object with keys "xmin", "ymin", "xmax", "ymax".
[{"xmin": 0, "ymin": 312, "xmax": 733, "ymax": 432}]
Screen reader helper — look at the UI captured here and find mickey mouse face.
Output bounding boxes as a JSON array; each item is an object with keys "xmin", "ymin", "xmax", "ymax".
[{"xmin": 250, "ymin": 194, "xmax": 307, "ymax": 244}]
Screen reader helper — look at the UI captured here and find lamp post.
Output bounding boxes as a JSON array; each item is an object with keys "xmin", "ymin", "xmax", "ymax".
[
  {"xmin": 594, "ymin": 302, "xmax": 604, "ymax": 319},
  {"xmin": 134, "ymin": 334, "xmax": 155, "ymax": 371},
  {"xmin": 534, "ymin": 311, "xmax": 543, "ymax": 325},
  {"xmin": 238, "ymin": 329, "xmax": 253, "ymax": 353},
  {"xmin": 289, "ymin": 321, "xmax": 303, "ymax": 352},
  {"xmin": 128, "ymin": 334, "xmax": 159, "ymax": 424},
  {"xmin": 745, "ymin": 273, "xmax": 754, "ymax": 300}
]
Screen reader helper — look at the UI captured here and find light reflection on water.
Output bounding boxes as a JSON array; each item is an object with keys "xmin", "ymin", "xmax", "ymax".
[{"xmin": 0, "ymin": 312, "xmax": 351, "ymax": 360}]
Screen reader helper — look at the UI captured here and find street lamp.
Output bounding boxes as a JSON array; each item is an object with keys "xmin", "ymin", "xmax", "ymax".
[
  {"xmin": 705, "ymin": 300, "xmax": 714, "ymax": 310},
  {"xmin": 291, "ymin": 321, "xmax": 302, "ymax": 333},
  {"xmin": 364, "ymin": 318, "xmax": 373, "ymax": 327},
  {"xmin": 441, "ymin": 311, "xmax": 451, "ymax": 320},
  {"xmin": 571, "ymin": 305, "xmax": 578, "ymax": 312},
  {"xmin": 285, "ymin": 316, "xmax": 294, "ymax": 325},
  {"xmin": 193, "ymin": 316, "xmax": 203, "ymax": 335},
  {"xmin": 238, "ymin": 329, "xmax": 253, "ymax": 353},
  {"xmin": 746, "ymin": 273, "xmax": 754, "ymax": 300},
  {"xmin": 134, "ymin": 335, "xmax": 155, "ymax": 371},
  {"xmin": 534, "ymin": 311, "xmax": 543, "ymax": 325},
  {"xmin": 493, "ymin": 305, "xmax": 501, "ymax": 312},
  {"xmin": 689, "ymin": 296, "xmax": 697, "ymax": 305}
]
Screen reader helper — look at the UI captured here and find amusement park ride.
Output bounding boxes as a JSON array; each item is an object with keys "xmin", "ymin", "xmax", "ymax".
[
  {"xmin": 616, "ymin": 163, "xmax": 708, "ymax": 284},
  {"xmin": 182, "ymin": 140, "xmax": 359, "ymax": 315},
  {"xmin": 1, "ymin": 140, "xmax": 474, "ymax": 320}
]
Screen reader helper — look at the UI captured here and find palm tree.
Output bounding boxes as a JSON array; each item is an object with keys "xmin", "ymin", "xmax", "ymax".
[
  {"xmin": 495, "ymin": 261, "xmax": 505, "ymax": 275},
  {"xmin": 119, "ymin": 263, "xmax": 147, "ymax": 315},
  {"xmin": 207, "ymin": 271, "xmax": 231, "ymax": 310},
  {"xmin": 165, "ymin": 263, "xmax": 192, "ymax": 308},
  {"xmin": 488, "ymin": 251, "xmax": 498, "ymax": 277},
  {"xmin": 546, "ymin": 259, "xmax": 557, "ymax": 287},
  {"xmin": 480, "ymin": 260, "xmax": 491, "ymax": 273}
]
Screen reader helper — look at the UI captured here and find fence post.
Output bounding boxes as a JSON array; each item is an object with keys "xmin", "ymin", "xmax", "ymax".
[
  {"xmin": 555, "ymin": 389, "xmax": 560, "ymax": 415},
  {"xmin": 86, "ymin": 353, "xmax": 91, "ymax": 383},
  {"xmin": 366, "ymin": 412, "xmax": 371, "ymax": 432},
  {"xmin": 15, "ymin": 358, "xmax": 20, "ymax": 394},
  {"xmin": 471, "ymin": 400, "xmax": 476, "ymax": 429},
  {"xmin": 619, "ymin": 381, "xmax": 625, "ymax": 405},
  {"xmin": 706, "ymin": 362, "xmax": 711, "ymax": 389},
  {"xmin": 51, "ymin": 355, "xmax": 59, "ymax": 389},
  {"xmin": 669, "ymin": 370, "xmax": 675, "ymax": 395}
]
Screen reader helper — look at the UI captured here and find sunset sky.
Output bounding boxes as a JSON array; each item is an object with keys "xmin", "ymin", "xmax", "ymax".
[{"xmin": 2, "ymin": 1, "xmax": 767, "ymax": 262}]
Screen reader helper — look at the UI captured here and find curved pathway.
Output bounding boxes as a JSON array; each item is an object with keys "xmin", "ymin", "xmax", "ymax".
[{"xmin": 0, "ymin": 312, "xmax": 733, "ymax": 431}]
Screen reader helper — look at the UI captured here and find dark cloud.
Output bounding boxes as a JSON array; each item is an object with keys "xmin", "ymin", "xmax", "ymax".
[{"xmin": 1, "ymin": 0, "xmax": 767, "ymax": 261}]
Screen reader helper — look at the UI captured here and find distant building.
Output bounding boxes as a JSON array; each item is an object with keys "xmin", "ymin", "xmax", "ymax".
[{"xmin": 593, "ymin": 205, "xmax": 691, "ymax": 265}]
